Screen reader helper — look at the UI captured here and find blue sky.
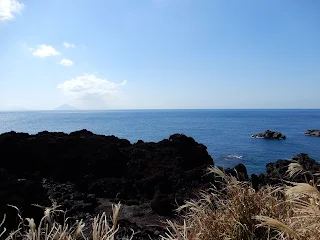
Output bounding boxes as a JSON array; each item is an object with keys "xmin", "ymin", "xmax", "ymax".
[{"xmin": 0, "ymin": 0, "xmax": 319, "ymax": 110}]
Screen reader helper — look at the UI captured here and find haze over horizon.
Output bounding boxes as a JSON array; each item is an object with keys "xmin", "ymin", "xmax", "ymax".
[{"xmin": 1, "ymin": 0, "xmax": 319, "ymax": 110}]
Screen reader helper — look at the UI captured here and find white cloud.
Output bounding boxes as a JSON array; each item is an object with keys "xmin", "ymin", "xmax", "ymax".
[
  {"xmin": 57, "ymin": 74, "xmax": 127, "ymax": 108},
  {"xmin": 32, "ymin": 44, "xmax": 60, "ymax": 57},
  {"xmin": 63, "ymin": 42, "xmax": 76, "ymax": 48},
  {"xmin": 0, "ymin": 0, "xmax": 24, "ymax": 21},
  {"xmin": 59, "ymin": 58, "xmax": 73, "ymax": 66}
]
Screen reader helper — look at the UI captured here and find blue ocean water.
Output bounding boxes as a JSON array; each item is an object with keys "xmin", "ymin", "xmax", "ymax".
[{"xmin": 0, "ymin": 109, "xmax": 319, "ymax": 174}]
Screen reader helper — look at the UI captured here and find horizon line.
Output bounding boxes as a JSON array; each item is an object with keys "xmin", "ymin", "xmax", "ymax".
[{"xmin": 1, "ymin": 108, "xmax": 320, "ymax": 112}]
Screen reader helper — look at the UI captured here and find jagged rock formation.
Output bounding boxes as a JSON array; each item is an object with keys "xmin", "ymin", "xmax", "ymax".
[{"xmin": 0, "ymin": 130, "xmax": 215, "ymax": 236}]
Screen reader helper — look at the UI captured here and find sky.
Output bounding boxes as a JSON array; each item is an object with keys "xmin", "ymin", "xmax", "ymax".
[{"xmin": 0, "ymin": 0, "xmax": 319, "ymax": 110}]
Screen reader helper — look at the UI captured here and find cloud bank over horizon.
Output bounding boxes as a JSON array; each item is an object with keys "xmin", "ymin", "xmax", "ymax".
[{"xmin": 57, "ymin": 74, "xmax": 127, "ymax": 109}]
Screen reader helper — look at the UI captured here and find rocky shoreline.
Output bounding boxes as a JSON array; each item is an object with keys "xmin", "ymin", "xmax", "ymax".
[{"xmin": 0, "ymin": 130, "xmax": 319, "ymax": 239}]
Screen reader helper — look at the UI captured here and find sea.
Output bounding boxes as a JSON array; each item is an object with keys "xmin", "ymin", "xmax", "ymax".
[{"xmin": 0, "ymin": 109, "xmax": 319, "ymax": 175}]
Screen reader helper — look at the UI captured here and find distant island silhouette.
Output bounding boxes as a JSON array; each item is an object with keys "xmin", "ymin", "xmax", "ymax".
[{"xmin": 54, "ymin": 104, "xmax": 79, "ymax": 111}]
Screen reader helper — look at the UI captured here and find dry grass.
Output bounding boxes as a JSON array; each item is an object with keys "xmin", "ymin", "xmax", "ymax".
[
  {"xmin": 2, "ymin": 163, "xmax": 320, "ymax": 240},
  {"xmin": 162, "ymin": 165, "xmax": 320, "ymax": 240},
  {"xmin": 0, "ymin": 203, "xmax": 130, "ymax": 240}
]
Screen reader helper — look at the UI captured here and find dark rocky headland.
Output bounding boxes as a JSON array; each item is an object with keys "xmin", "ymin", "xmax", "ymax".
[
  {"xmin": 304, "ymin": 129, "xmax": 320, "ymax": 137},
  {"xmin": 0, "ymin": 130, "xmax": 319, "ymax": 238},
  {"xmin": 251, "ymin": 130, "xmax": 286, "ymax": 139}
]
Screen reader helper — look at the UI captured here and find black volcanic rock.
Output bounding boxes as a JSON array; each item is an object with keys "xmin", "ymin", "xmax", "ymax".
[
  {"xmin": 0, "ymin": 169, "xmax": 50, "ymax": 232},
  {"xmin": 251, "ymin": 130, "xmax": 286, "ymax": 139},
  {"xmin": 151, "ymin": 194, "xmax": 176, "ymax": 216},
  {"xmin": 0, "ymin": 130, "xmax": 215, "ymax": 227},
  {"xmin": 43, "ymin": 179, "xmax": 98, "ymax": 220},
  {"xmin": 304, "ymin": 129, "xmax": 320, "ymax": 137},
  {"xmin": 225, "ymin": 163, "xmax": 249, "ymax": 181},
  {"xmin": 266, "ymin": 153, "xmax": 320, "ymax": 177},
  {"xmin": 0, "ymin": 130, "xmax": 131, "ymax": 181},
  {"xmin": 257, "ymin": 153, "xmax": 320, "ymax": 187}
]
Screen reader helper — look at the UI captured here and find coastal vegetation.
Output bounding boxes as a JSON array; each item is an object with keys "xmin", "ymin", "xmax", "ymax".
[
  {"xmin": 1, "ymin": 163, "xmax": 320, "ymax": 239},
  {"xmin": 162, "ymin": 164, "xmax": 320, "ymax": 240}
]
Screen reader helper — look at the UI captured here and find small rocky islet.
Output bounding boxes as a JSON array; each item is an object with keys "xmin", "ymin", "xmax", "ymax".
[
  {"xmin": 251, "ymin": 130, "xmax": 286, "ymax": 139},
  {"xmin": 0, "ymin": 130, "xmax": 319, "ymax": 238},
  {"xmin": 304, "ymin": 129, "xmax": 320, "ymax": 137}
]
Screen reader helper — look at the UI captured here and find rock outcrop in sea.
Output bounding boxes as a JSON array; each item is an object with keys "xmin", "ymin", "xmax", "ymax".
[
  {"xmin": 304, "ymin": 129, "xmax": 320, "ymax": 137},
  {"xmin": 251, "ymin": 130, "xmax": 286, "ymax": 139}
]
